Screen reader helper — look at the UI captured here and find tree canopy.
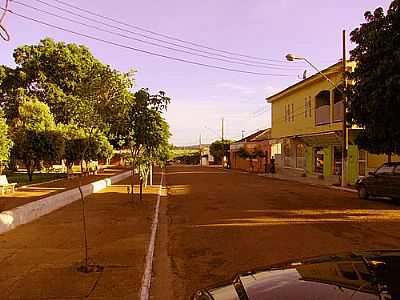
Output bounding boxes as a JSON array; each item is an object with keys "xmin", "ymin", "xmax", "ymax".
[
  {"xmin": 347, "ymin": 0, "xmax": 400, "ymax": 159},
  {"xmin": 0, "ymin": 108, "xmax": 13, "ymax": 171},
  {"xmin": 210, "ymin": 140, "xmax": 232, "ymax": 164},
  {"xmin": 0, "ymin": 38, "xmax": 135, "ymax": 136}
]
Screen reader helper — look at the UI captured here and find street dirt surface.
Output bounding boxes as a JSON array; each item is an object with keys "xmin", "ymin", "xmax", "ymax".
[
  {"xmin": 0, "ymin": 172, "xmax": 162, "ymax": 300},
  {"xmin": 0, "ymin": 167, "xmax": 128, "ymax": 212},
  {"xmin": 152, "ymin": 165, "xmax": 400, "ymax": 300}
]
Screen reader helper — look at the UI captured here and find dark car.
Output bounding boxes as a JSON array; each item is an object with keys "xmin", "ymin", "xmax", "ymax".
[
  {"xmin": 193, "ymin": 250, "xmax": 400, "ymax": 300},
  {"xmin": 355, "ymin": 162, "xmax": 400, "ymax": 200}
]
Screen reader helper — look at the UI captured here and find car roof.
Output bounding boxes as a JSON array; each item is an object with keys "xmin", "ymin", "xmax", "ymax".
[{"xmin": 383, "ymin": 162, "xmax": 400, "ymax": 166}]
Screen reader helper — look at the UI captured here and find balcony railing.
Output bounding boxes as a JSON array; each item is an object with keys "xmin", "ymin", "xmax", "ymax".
[
  {"xmin": 315, "ymin": 105, "xmax": 330, "ymax": 125},
  {"xmin": 333, "ymin": 101, "xmax": 344, "ymax": 122}
]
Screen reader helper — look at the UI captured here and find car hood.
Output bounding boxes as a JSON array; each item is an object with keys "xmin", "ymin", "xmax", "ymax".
[{"xmin": 193, "ymin": 250, "xmax": 400, "ymax": 300}]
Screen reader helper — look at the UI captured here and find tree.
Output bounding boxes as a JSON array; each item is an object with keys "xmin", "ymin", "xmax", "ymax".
[
  {"xmin": 11, "ymin": 99, "xmax": 64, "ymax": 181},
  {"xmin": 0, "ymin": 108, "xmax": 13, "ymax": 173},
  {"xmin": 125, "ymin": 88, "xmax": 170, "ymax": 200},
  {"xmin": 210, "ymin": 140, "xmax": 232, "ymax": 164},
  {"xmin": 0, "ymin": 38, "xmax": 135, "ymax": 128},
  {"xmin": 347, "ymin": 1, "xmax": 400, "ymax": 162}
]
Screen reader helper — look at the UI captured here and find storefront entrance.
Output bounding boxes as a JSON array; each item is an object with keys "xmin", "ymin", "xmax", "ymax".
[{"xmin": 314, "ymin": 147, "xmax": 324, "ymax": 173}]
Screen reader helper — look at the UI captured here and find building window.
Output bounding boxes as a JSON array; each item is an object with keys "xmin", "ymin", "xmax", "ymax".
[
  {"xmin": 315, "ymin": 90, "xmax": 331, "ymax": 125},
  {"xmin": 284, "ymin": 104, "xmax": 287, "ymax": 122},
  {"xmin": 304, "ymin": 98, "xmax": 312, "ymax": 118},
  {"xmin": 291, "ymin": 104, "xmax": 294, "ymax": 122},
  {"xmin": 304, "ymin": 98, "xmax": 308, "ymax": 118},
  {"xmin": 333, "ymin": 146, "xmax": 342, "ymax": 175}
]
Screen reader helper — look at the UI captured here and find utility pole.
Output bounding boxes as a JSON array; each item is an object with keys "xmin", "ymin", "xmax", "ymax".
[
  {"xmin": 221, "ymin": 118, "xmax": 224, "ymax": 141},
  {"xmin": 221, "ymin": 118, "xmax": 225, "ymax": 168},
  {"xmin": 241, "ymin": 130, "xmax": 245, "ymax": 139},
  {"xmin": 199, "ymin": 134, "xmax": 202, "ymax": 166},
  {"xmin": 341, "ymin": 29, "xmax": 348, "ymax": 187}
]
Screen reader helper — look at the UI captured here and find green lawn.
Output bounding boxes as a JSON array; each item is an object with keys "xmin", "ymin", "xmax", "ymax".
[
  {"xmin": 171, "ymin": 149, "xmax": 199, "ymax": 158},
  {"xmin": 6, "ymin": 172, "xmax": 66, "ymax": 187}
]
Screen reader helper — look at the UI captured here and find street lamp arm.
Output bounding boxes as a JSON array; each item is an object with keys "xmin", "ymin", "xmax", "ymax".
[{"xmin": 302, "ymin": 58, "xmax": 345, "ymax": 95}]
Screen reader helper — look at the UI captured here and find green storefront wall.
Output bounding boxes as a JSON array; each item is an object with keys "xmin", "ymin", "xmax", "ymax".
[
  {"xmin": 304, "ymin": 144, "xmax": 359, "ymax": 185},
  {"xmin": 347, "ymin": 145, "xmax": 359, "ymax": 185},
  {"xmin": 323, "ymin": 147, "xmax": 333, "ymax": 178}
]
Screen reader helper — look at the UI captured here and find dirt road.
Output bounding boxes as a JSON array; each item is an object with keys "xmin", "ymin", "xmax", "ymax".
[{"xmin": 152, "ymin": 165, "xmax": 400, "ymax": 299}]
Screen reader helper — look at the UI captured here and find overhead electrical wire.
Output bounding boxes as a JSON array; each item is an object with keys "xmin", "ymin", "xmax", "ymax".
[
  {"xmin": 0, "ymin": 7, "xmax": 297, "ymax": 77},
  {"xmin": 0, "ymin": 0, "xmax": 10, "ymax": 41},
  {"xmin": 12, "ymin": 1, "xmax": 302, "ymax": 72},
  {"xmin": 32, "ymin": 0, "xmax": 298, "ymax": 64},
  {"xmin": 25, "ymin": 0, "xmax": 304, "ymax": 69}
]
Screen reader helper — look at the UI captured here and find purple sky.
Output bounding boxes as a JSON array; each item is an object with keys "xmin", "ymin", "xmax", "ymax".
[{"xmin": 0, "ymin": 0, "xmax": 392, "ymax": 145}]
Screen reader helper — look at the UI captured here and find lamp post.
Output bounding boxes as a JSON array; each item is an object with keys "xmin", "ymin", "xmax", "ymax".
[{"xmin": 285, "ymin": 37, "xmax": 347, "ymax": 187}]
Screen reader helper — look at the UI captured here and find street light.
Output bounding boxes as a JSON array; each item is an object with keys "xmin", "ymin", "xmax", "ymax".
[
  {"xmin": 285, "ymin": 48, "xmax": 348, "ymax": 187},
  {"xmin": 285, "ymin": 54, "xmax": 343, "ymax": 95}
]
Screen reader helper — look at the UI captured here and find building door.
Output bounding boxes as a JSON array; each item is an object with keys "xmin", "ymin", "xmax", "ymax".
[
  {"xmin": 358, "ymin": 150, "xmax": 367, "ymax": 177},
  {"xmin": 333, "ymin": 146, "xmax": 342, "ymax": 175},
  {"xmin": 314, "ymin": 147, "xmax": 324, "ymax": 173},
  {"xmin": 296, "ymin": 144, "xmax": 305, "ymax": 169}
]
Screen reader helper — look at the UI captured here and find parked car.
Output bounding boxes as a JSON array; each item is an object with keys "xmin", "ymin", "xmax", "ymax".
[
  {"xmin": 355, "ymin": 162, "xmax": 400, "ymax": 200},
  {"xmin": 192, "ymin": 250, "xmax": 400, "ymax": 300}
]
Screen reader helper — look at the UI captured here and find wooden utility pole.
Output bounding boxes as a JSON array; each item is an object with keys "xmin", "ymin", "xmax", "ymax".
[
  {"xmin": 199, "ymin": 134, "xmax": 202, "ymax": 166},
  {"xmin": 221, "ymin": 118, "xmax": 225, "ymax": 168},
  {"xmin": 221, "ymin": 118, "xmax": 224, "ymax": 141},
  {"xmin": 341, "ymin": 29, "xmax": 348, "ymax": 187}
]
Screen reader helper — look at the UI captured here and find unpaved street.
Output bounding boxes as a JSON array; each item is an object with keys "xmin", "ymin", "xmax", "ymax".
[{"xmin": 152, "ymin": 165, "xmax": 400, "ymax": 299}]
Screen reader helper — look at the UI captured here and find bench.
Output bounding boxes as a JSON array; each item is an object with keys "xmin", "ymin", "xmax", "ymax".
[{"xmin": 0, "ymin": 175, "xmax": 17, "ymax": 195}]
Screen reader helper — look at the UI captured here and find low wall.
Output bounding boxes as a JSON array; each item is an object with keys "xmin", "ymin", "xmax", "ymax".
[{"xmin": 0, "ymin": 170, "xmax": 131, "ymax": 235}]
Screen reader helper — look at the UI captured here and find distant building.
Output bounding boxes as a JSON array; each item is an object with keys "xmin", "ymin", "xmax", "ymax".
[{"xmin": 230, "ymin": 129, "xmax": 271, "ymax": 173}]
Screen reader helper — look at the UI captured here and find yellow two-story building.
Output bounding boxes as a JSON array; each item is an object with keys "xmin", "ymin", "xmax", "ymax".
[{"xmin": 267, "ymin": 62, "xmax": 398, "ymax": 185}]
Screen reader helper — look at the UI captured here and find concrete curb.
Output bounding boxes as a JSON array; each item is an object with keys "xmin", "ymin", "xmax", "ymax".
[
  {"xmin": 139, "ymin": 171, "xmax": 165, "ymax": 300},
  {"xmin": 0, "ymin": 171, "xmax": 131, "ymax": 235}
]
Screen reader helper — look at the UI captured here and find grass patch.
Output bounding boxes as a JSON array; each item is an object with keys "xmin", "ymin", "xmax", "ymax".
[
  {"xmin": 6, "ymin": 172, "xmax": 66, "ymax": 187},
  {"xmin": 171, "ymin": 149, "xmax": 199, "ymax": 159}
]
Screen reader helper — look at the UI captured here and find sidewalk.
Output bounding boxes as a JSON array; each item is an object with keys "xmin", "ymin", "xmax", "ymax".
[
  {"xmin": 0, "ymin": 173, "xmax": 161, "ymax": 300},
  {"xmin": 0, "ymin": 167, "xmax": 128, "ymax": 212},
  {"xmin": 253, "ymin": 171, "xmax": 357, "ymax": 193}
]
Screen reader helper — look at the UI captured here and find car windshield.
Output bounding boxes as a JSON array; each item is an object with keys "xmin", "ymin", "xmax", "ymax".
[{"xmin": 375, "ymin": 165, "xmax": 394, "ymax": 175}]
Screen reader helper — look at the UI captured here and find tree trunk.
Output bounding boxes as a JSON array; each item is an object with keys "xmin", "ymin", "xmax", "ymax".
[
  {"xmin": 388, "ymin": 153, "xmax": 392, "ymax": 163},
  {"xmin": 149, "ymin": 163, "xmax": 153, "ymax": 186},
  {"xmin": 25, "ymin": 160, "xmax": 33, "ymax": 182},
  {"xmin": 139, "ymin": 178, "xmax": 143, "ymax": 201},
  {"xmin": 78, "ymin": 174, "xmax": 89, "ymax": 272}
]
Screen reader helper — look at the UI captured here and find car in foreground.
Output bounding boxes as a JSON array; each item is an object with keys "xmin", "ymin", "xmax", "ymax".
[
  {"xmin": 355, "ymin": 162, "xmax": 400, "ymax": 200},
  {"xmin": 193, "ymin": 250, "xmax": 400, "ymax": 300}
]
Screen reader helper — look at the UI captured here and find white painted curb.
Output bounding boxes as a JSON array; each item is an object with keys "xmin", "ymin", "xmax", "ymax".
[
  {"xmin": 0, "ymin": 171, "xmax": 131, "ymax": 235},
  {"xmin": 140, "ymin": 171, "xmax": 165, "ymax": 300}
]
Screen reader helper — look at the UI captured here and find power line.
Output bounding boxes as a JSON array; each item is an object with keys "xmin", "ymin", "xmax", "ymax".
[
  {"xmin": 2, "ymin": 7, "xmax": 296, "ymax": 77},
  {"xmin": 34, "ymin": 0, "xmax": 298, "ymax": 64},
  {"xmin": 24, "ymin": 0, "xmax": 304, "ymax": 69},
  {"xmin": 13, "ymin": 1, "xmax": 302, "ymax": 72},
  {"xmin": 0, "ymin": 0, "xmax": 10, "ymax": 41}
]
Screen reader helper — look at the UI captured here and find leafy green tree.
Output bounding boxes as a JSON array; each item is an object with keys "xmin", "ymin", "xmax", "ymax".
[
  {"xmin": 210, "ymin": 140, "xmax": 232, "ymax": 164},
  {"xmin": 0, "ymin": 38, "xmax": 135, "ymax": 129},
  {"xmin": 125, "ymin": 88, "xmax": 170, "ymax": 200},
  {"xmin": 347, "ymin": 1, "xmax": 400, "ymax": 162},
  {"xmin": 0, "ymin": 108, "xmax": 13, "ymax": 173},
  {"xmin": 11, "ymin": 99, "xmax": 64, "ymax": 181}
]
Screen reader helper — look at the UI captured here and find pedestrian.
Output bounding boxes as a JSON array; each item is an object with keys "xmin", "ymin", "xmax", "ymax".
[{"xmin": 270, "ymin": 156, "xmax": 275, "ymax": 174}]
